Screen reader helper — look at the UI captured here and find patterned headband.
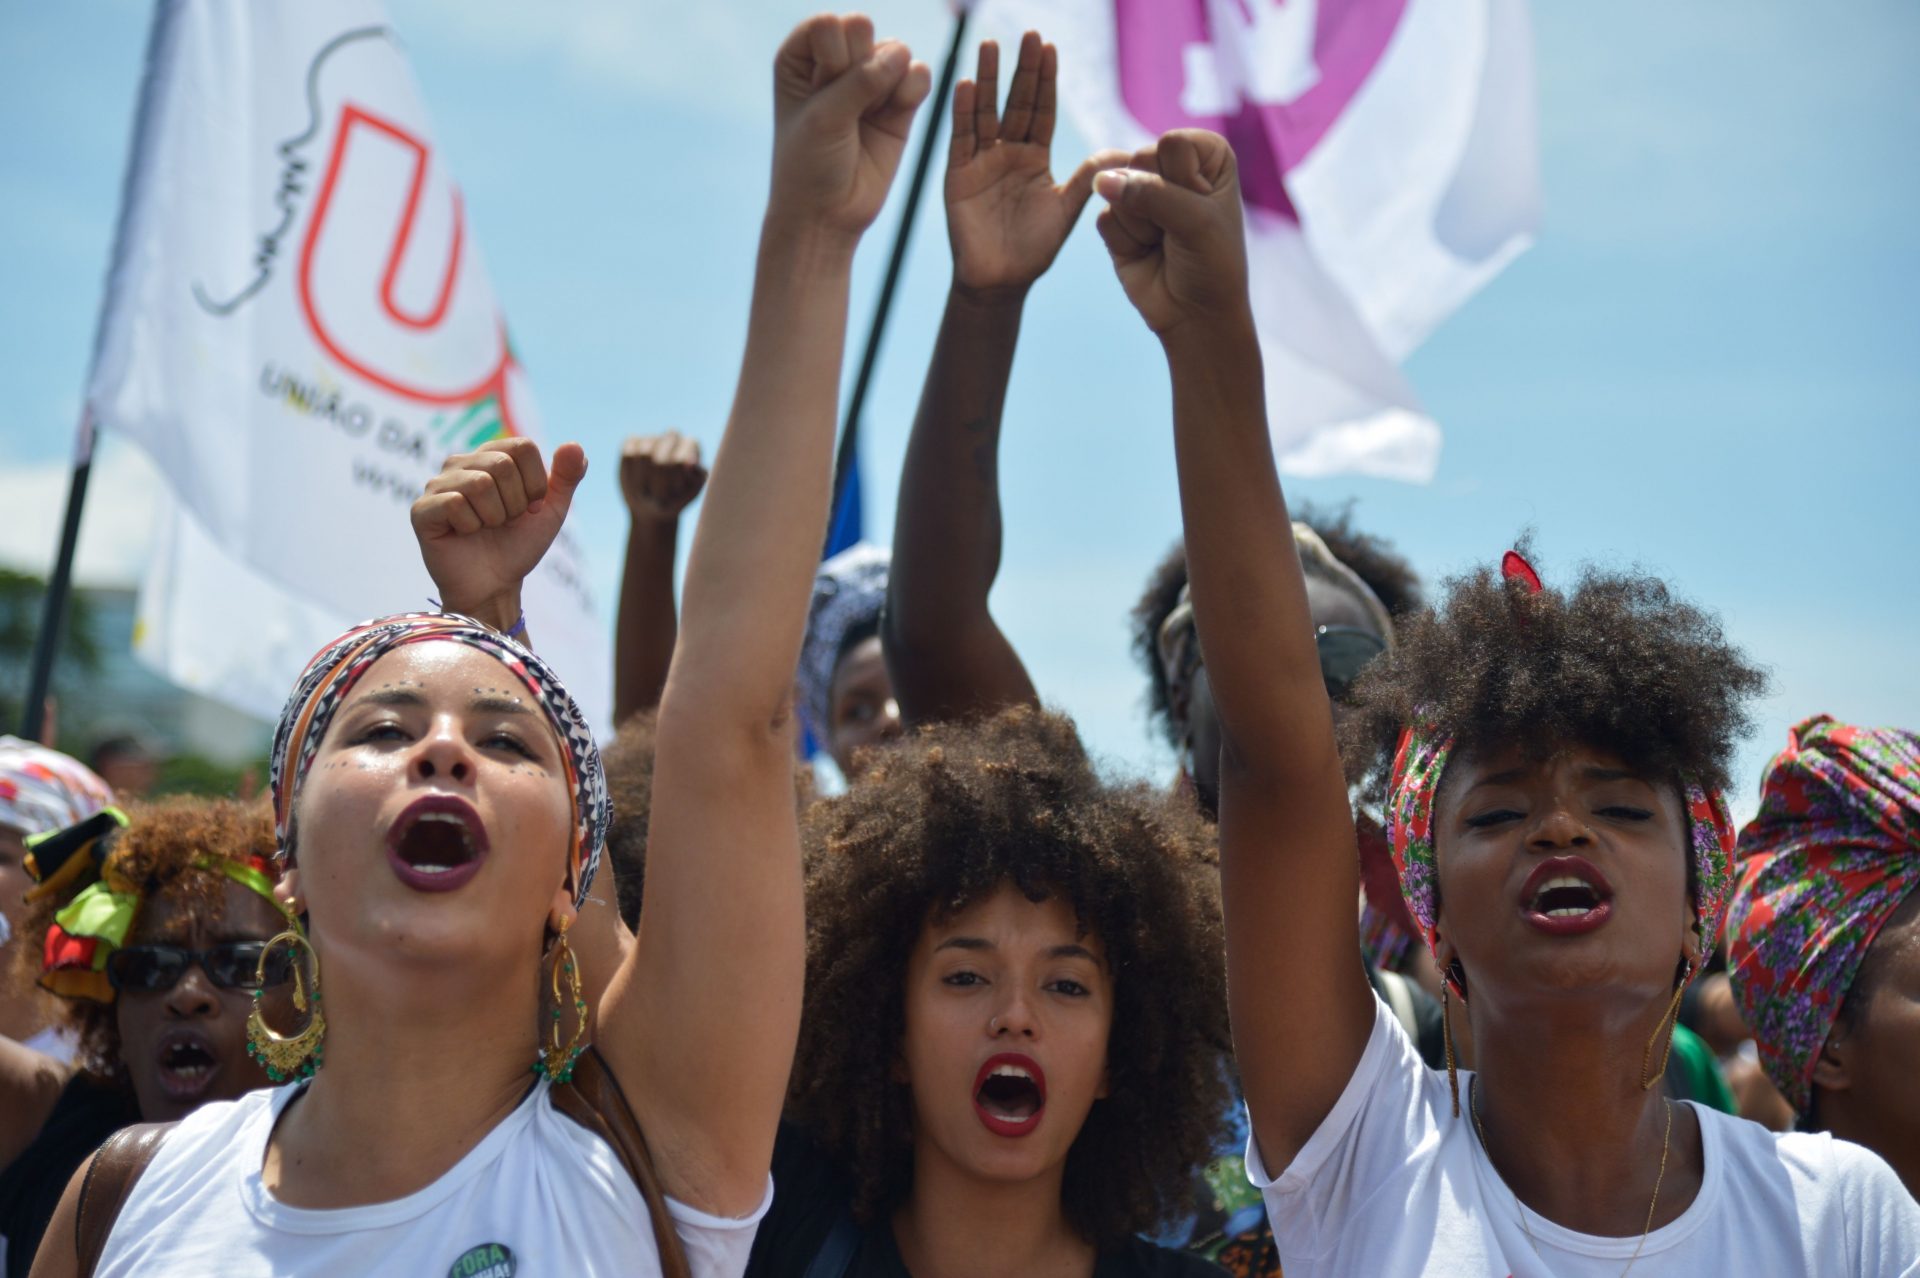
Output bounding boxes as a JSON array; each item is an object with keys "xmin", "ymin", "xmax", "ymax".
[
  {"xmin": 798, "ymin": 543, "xmax": 891, "ymax": 742},
  {"xmin": 1383, "ymin": 552, "xmax": 1735, "ymax": 996},
  {"xmin": 1726, "ymin": 716, "xmax": 1919, "ymax": 1115},
  {"xmin": 270, "ymin": 612, "xmax": 609, "ymax": 907}
]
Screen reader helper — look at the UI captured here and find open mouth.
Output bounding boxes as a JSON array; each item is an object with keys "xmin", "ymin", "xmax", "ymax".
[
  {"xmin": 1519, "ymin": 857, "xmax": 1614, "ymax": 936},
  {"xmin": 972, "ymin": 1053, "xmax": 1047, "ymax": 1138},
  {"xmin": 385, "ymin": 795, "xmax": 489, "ymax": 893},
  {"xmin": 155, "ymin": 1030, "xmax": 219, "ymax": 1100}
]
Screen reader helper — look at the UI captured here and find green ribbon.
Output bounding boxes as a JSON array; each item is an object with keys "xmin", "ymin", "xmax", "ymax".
[{"xmin": 52, "ymin": 879, "xmax": 139, "ymax": 965}]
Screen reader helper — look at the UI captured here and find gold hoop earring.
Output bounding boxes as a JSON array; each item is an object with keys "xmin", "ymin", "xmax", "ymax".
[
  {"xmin": 535, "ymin": 916, "xmax": 589, "ymax": 1084},
  {"xmin": 1440, "ymin": 965, "xmax": 1464, "ymax": 1118},
  {"xmin": 246, "ymin": 924, "xmax": 325, "ymax": 1083},
  {"xmin": 1640, "ymin": 962, "xmax": 1693, "ymax": 1091}
]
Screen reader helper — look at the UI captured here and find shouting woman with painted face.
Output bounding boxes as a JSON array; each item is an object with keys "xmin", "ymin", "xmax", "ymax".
[
  {"xmin": 29, "ymin": 14, "xmax": 932, "ymax": 1277},
  {"xmin": 1090, "ymin": 126, "xmax": 1919, "ymax": 1274}
]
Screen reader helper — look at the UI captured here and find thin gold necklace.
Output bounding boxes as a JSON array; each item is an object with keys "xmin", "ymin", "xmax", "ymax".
[{"xmin": 1469, "ymin": 1078, "xmax": 1673, "ymax": 1277}]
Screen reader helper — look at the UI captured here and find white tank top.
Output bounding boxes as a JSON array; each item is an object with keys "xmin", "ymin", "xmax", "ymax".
[{"xmin": 95, "ymin": 1079, "xmax": 771, "ymax": 1277}]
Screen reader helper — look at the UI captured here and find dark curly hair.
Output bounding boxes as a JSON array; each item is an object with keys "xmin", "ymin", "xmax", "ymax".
[
  {"xmin": 602, "ymin": 709, "xmax": 815, "ymax": 931},
  {"xmin": 14, "ymin": 797, "xmax": 280, "ymax": 1083},
  {"xmin": 1131, "ymin": 502, "xmax": 1424, "ymax": 750},
  {"xmin": 1339, "ymin": 546, "xmax": 1767, "ymax": 806},
  {"xmin": 788, "ymin": 706, "xmax": 1230, "ymax": 1246},
  {"xmin": 602, "ymin": 710, "xmax": 659, "ymax": 930}
]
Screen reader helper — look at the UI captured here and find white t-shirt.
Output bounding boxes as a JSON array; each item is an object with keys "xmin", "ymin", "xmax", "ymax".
[
  {"xmin": 1249, "ymin": 994, "xmax": 1920, "ymax": 1277},
  {"xmin": 96, "ymin": 1078, "xmax": 772, "ymax": 1277}
]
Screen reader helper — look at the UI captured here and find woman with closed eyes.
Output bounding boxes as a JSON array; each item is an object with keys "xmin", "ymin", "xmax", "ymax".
[{"xmin": 1090, "ymin": 121, "xmax": 1920, "ymax": 1274}]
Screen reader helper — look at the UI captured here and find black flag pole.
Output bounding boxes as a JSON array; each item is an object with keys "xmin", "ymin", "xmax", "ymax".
[
  {"xmin": 18, "ymin": 5, "xmax": 169, "ymax": 743},
  {"xmin": 825, "ymin": 5, "xmax": 971, "ymax": 554},
  {"xmin": 20, "ymin": 416, "xmax": 95, "ymax": 742}
]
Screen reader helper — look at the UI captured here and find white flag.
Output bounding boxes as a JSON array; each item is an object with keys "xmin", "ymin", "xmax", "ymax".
[
  {"xmin": 978, "ymin": 0, "xmax": 1539, "ymax": 481},
  {"xmin": 88, "ymin": 0, "xmax": 609, "ymax": 722}
]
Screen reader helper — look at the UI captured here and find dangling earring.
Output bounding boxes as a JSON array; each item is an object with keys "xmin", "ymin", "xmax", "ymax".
[
  {"xmin": 1640, "ymin": 960, "xmax": 1693, "ymax": 1091},
  {"xmin": 246, "ymin": 904, "xmax": 325, "ymax": 1083},
  {"xmin": 534, "ymin": 915, "xmax": 589, "ymax": 1084},
  {"xmin": 1440, "ymin": 962, "xmax": 1465, "ymax": 1118}
]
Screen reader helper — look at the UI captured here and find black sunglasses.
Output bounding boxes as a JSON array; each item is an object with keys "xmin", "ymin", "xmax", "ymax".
[
  {"xmin": 105, "ymin": 941, "xmax": 294, "ymax": 995},
  {"xmin": 1317, "ymin": 625, "xmax": 1388, "ymax": 701}
]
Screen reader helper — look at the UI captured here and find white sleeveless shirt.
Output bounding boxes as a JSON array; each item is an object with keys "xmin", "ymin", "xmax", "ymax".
[{"xmin": 95, "ymin": 1079, "xmax": 772, "ymax": 1277}]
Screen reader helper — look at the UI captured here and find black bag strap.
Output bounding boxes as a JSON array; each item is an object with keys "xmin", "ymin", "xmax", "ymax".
[
  {"xmin": 75, "ymin": 1120, "xmax": 174, "ymax": 1278},
  {"xmin": 802, "ymin": 1215, "xmax": 863, "ymax": 1278},
  {"xmin": 549, "ymin": 1047, "xmax": 692, "ymax": 1278}
]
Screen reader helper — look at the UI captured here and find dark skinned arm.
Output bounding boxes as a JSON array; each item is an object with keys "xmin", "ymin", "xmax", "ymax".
[
  {"xmin": 883, "ymin": 32, "xmax": 1124, "ymax": 725},
  {"xmin": 612, "ymin": 431, "xmax": 706, "ymax": 724},
  {"xmin": 1096, "ymin": 132, "xmax": 1373, "ymax": 1175}
]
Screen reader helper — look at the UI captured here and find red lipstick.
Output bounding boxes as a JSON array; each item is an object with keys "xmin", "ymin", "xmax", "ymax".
[
  {"xmin": 385, "ymin": 794, "xmax": 490, "ymax": 893},
  {"xmin": 1518, "ymin": 855, "xmax": 1615, "ymax": 937},
  {"xmin": 972, "ymin": 1052, "xmax": 1047, "ymax": 1138}
]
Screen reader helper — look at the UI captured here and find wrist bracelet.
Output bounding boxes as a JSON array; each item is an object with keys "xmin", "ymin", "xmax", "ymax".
[{"xmin": 505, "ymin": 613, "xmax": 528, "ymax": 639}]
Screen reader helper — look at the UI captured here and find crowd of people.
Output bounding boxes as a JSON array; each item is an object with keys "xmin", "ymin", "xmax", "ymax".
[{"xmin": 0, "ymin": 14, "xmax": 1915, "ymax": 1276}]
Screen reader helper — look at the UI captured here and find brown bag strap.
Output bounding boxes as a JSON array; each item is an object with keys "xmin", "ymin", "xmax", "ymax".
[
  {"xmin": 550, "ymin": 1047, "xmax": 693, "ymax": 1278},
  {"xmin": 74, "ymin": 1120, "xmax": 175, "ymax": 1278}
]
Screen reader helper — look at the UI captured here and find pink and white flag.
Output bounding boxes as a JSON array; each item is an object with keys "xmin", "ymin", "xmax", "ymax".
[
  {"xmin": 84, "ymin": 0, "xmax": 608, "ymax": 721},
  {"xmin": 977, "ymin": 0, "xmax": 1539, "ymax": 480}
]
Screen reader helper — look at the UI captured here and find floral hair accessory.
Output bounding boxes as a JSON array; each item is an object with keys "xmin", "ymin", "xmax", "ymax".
[{"xmin": 1383, "ymin": 551, "xmax": 1735, "ymax": 996}]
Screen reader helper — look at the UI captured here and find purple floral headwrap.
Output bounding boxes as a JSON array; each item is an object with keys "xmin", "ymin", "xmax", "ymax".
[
  {"xmin": 1727, "ymin": 716, "xmax": 1920, "ymax": 1115},
  {"xmin": 270, "ymin": 612, "xmax": 609, "ymax": 905},
  {"xmin": 1382, "ymin": 552, "xmax": 1736, "ymax": 996}
]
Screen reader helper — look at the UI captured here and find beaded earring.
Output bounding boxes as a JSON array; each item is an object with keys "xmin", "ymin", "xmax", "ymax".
[
  {"xmin": 246, "ymin": 900, "xmax": 325, "ymax": 1082},
  {"xmin": 534, "ymin": 915, "xmax": 589, "ymax": 1084}
]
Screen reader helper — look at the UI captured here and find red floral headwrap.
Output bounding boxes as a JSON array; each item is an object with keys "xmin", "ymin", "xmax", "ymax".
[{"xmin": 1726, "ymin": 716, "xmax": 1920, "ymax": 1115}]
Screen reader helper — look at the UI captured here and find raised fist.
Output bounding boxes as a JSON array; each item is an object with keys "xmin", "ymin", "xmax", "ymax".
[
  {"xmin": 1093, "ymin": 130, "xmax": 1251, "ymax": 338},
  {"xmin": 619, "ymin": 431, "xmax": 708, "ymax": 522},
  {"xmin": 770, "ymin": 13, "xmax": 932, "ymax": 243},
  {"xmin": 946, "ymin": 33, "xmax": 1127, "ymax": 300},
  {"xmin": 410, "ymin": 438, "xmax": 586, "ymax": 632}
]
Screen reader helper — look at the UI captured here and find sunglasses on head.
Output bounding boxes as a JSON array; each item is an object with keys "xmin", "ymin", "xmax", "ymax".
[
  {"xmin": 104, "ymin": 941, "xmax": 294, "ymax": 995},
  {"xmin": 1316, "ymin": 625, "xmax": 1388, "ymax": 701}
]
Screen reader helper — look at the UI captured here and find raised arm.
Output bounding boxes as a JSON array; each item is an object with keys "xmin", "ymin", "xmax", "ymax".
[
  {"xmin": 612, "ymin": 431, "xmax": 707, "ymax": 724},
  {"xmin": 604, "ymin": 16, "xmax": 929, "ymax": 1216},
  {"xmin": 1094, "ymin": 133, "xmax": 1372, "ymax": 1171},
  {"xmin": 883, "ymin": 34, "xmax": 1123, "ymax": 724}
]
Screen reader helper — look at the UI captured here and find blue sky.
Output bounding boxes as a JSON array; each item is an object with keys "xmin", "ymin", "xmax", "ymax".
[{"xmin": 1, "ymin": 1, "xmax": 1915, "ymax": 806}]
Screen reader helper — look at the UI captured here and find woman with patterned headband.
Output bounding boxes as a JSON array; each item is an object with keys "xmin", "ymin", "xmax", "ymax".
[
  {"xmin": 28, "ymin": 16, "xmax": 933, "ymax": 1277},
  {"xmin": 0, "ymin": 801, "xmax": 292, "ymax": 1278},
  {"xmin": 1090, "ymin": 124, "xmax": 1919, "ymax": 1273},
  {"xmin": 1728, "ymin": 716, "xmax": 1920, "ymax": 1195}
]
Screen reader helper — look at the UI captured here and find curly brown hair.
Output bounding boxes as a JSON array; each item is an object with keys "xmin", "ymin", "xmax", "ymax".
[
  {"xmin": 788, "ymin": 706, "xmax": 1231, "ymax": 1247},
  {"xmin": 1131, "ymin": 503, "xmax": 1424, "ymax": 750},
  {"xmin": 601, "ymin": 710, "xmax": 659, "ymax": 930},
  {"xmin": 14, "ymin": 797, "xmax": 279, "ymax": 1082},
  {"xmin": 1339, "ymin": 545, "xmax": 1768, "ymax": 806}
]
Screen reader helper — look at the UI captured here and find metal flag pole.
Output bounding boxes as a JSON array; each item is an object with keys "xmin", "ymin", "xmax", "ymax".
[
  {"xmin": 824, "ymin": 5, "xmax": 971, "ymax": 555},
  {"xmin": 19, "ymin": 3, "xmax": 171, "ymax": 741},
  {"xmin": 19, "ymin": 416, "xmax": 95, "ymax": 742}
]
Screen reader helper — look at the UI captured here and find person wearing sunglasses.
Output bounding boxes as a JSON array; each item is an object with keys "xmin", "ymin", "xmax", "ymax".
[
  {"xmin": 1144, "ymin": 517, "xmax": 1410, "ymax": 825},
  {"xmin": 0, "ymin": 799, "xmax": 290, "ymax": 1278}
]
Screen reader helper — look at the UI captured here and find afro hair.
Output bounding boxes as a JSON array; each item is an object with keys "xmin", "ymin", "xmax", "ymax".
[
  {"xmin": 1131, "ymin": 502, "xmax": 1424, "ymax": 751},
  {"xmin": 788, "ymin": 706, "xmax": 1230, "ymax": 1246},
  {"xmin": 15, "ymin": 796, "xmax": 280, "ymax": 1084},
  {"xmin": 1340, "ymin": 546, "xmax": 1767, "ymax": 806}
]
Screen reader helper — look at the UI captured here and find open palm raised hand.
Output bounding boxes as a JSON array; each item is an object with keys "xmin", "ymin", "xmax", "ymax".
[{"xmin": 947, "ymin": 33, "xmax": 1127, "ymax": 299}]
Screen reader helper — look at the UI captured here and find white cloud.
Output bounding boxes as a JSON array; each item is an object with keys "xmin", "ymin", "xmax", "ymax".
[{"xmin": 0, "ymin": 437, "xmax": 158, "ymax": 587}]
